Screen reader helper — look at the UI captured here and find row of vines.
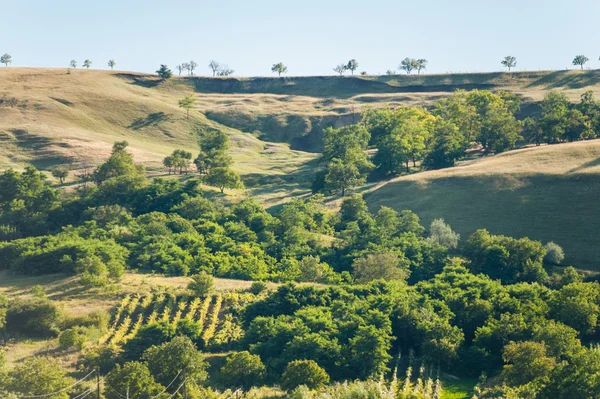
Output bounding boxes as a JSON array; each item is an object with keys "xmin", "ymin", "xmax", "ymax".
[{"xmin": 98, "ymin": 292, "xmax": 232, "ymax": 348}]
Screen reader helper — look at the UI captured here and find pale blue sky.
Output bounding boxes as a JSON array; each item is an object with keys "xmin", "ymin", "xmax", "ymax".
[{"xmin": 3, "ymin": 0, "xmax": 600, "ymax": 76}]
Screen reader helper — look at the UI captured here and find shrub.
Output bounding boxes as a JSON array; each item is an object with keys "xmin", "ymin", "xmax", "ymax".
[
  {"xmin": 427, "ymin": 218, "xmax": 460, "ymax": 249},
  {"xmin": 5, "ymin": 357, "xmax": 73, "ymax": 399},
  {"xmin": 220, "ymin": 351, "xmax": 266, "ymax": 390},
  {"xmin": 58, "ymin": 328, "xmax": 86, "ymax": 350},
  {"xmin": 80, "ymin": 345, "xmax": 121, "ymax": 374},
  {"xmin": 281, "ymin": 360, "xmax": 330, "ymax": 391},
  {"xmin": 544, "ymin": 242, "xmax": 565, "ymax": 265},
  {"xmin": 188, "ymin": 272, "xmax": 214, "ymax": 296},
  {"xmin": 249, "ymin": 281, "xmax": 268, "ymax": 295},
  {"xmin": 5, "ymin": 298, "xmax": 61, "ymax": 337}
]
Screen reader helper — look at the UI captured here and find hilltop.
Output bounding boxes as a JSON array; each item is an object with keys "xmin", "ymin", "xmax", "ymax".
[
  {"xmin": 2, "ymin": 68, "xmax": 600, "ymax": 205},
  {"xmin": 2, "ymin": 68, "xmax": 600, "ymax": 269}
]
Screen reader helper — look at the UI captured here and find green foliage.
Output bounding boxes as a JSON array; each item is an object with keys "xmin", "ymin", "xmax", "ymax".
[
  {"xmin": 422, "ymin": 119, "xmax": 467, "ymax": 169},
  {"xmin": 142, "ymin": 336, "xmax": 208, "ymax": 386},
  {"xmin": 346, "ymin": 59, "xmax": 358, "ymax": 75},
  {"xmin": 5, "ymin": 357, "xmax": 73, "ymax": 399},
  {"xmin": 250, "ymin": 281, "xmax": 269, "ymax": 295},
  {"xmin": 544, "ymin": 242, "xmax": 565, "ymax": 265},
  {"xmin": 572, "ymin": 55, "xmax": 589, "ymax": 69},
  {"xmin": 58, "ymin": 327, "xmax": 87, "ymax": 350},
  {"xmin": 1, "ymin": 53, "xmax": 12, "ymax": 66},
  {"xmin": 0, "ymin": 295, "xmax": 6, "ymax": 330},
  {"xmin": 83, "ymin": 59, "xmax": 92, "ymax": 69},
  {"xmin": 163, "ymin": 149, "xmax": 193, "ymax": 174},
  {"xmin": 108, "ymin": 59, "xmax": 116, "ymax": 69},
  {"xmin": 5, "ymin": 298, "xmax": 61, "ymax": 337},
  {"xmin": 501, "ymin": 56, "xmax": 517, "ymax": 71},
  {"xmin": 205, "ymin": 167, "xmax": 243, "ymax": 193},
  {"xmin": 319, "ymin": 124, "xmax": 372, "ymax": 195},
  {"xmin": 178, "ymin": 94, "xmax": 197, "ymax": 118},
  {"xmin": 105, "ymin": 361, "xmax": 165, "ymax": 399},
  {"xmin": 271, "ymin": 62, "xmax": 288, "ymax": 76},
  {"xmin": 550, "ymin": 282, "xmax": 600, "ymax": 336},
  {"xmin": 502, "ymin": 341, "xmax": 556, "ymax": 387},
  {"xmin": 220, "ymin": 351, "xmax": 266, "ymax": 389},
  {"xmin": 281, "ymin": 360, "xmax": 330, "ymax": 391},
  {"xmin": 427, "ymin": 218, "xmax": 459, "ymax": 249},
  {"xmin": 156, "ymin": 64, "xmax": 172, "ymax": 80},
  {"xmin": 123, "ymin": 321, "xmax": 177, "ymax": 360},
  {"xmin": 51, "ymin": 166, "xmax": 69, "ymax": 184},
  {"xmin": 93, "ymin": 141, "xmax": 143, "ymax": 184},
  {"xmin": 0, "ymin": 167, "xmax": 61, "ymax": 236},
  {"xmin": 352, "ymin": 251, "xmax": 410, "ymax": 283},
  {"xmin": 463, "ymin": 229, "xmax": 548, "ymax": 283},
  {"xmin": 188, "ymin": 272, "xmax": 215, "ymax": 296}
]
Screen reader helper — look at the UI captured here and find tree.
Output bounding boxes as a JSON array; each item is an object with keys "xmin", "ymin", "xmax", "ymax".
[
  {"xmin": 189, "ymin": 60, "xmax": 198, "ymax": 75},
  {"xmin": 422, "ymin": 119, "xmax": 468, "ymax": 169},
  {"xmin": 346, "ymin": 59, "xmax": 359, "ymax": 75},
  {"xmin": 220, "ymin": 351, "xmax": 266, "ymax": 390},
  {"xmin": 93, "ymin": 141, "xmax": 142, "ymax": 184},
  {"xmin": 400, "ymin": 57, "xmax": 415, "ymax": 74},
  {"xmin": 427, "ymin": 218, "xmax": 460, "ymax": 249},
  {"xmin": 188, "ymin": 272, "xmax": 214, "ymax": 296},
  {"xmin": 348, "ymin": 325, "xmax": 392, "ymax": 379},
  {"xmin": 415, "ymin": 58, "xmax": 428, "ymax": 74},
  {"xmin": 5, "ymin": 357, "xmax": 73, "ymax": 399},
  {"xmin": 502, "ymin": 341, "xmax": 556, "ymax": 387},
  {"xmin": 217, "ymin": 65, "xmax": 234, "ymax": 76},
  {"xmin": 51, "ymin": 166, "xmax": 69, "ymax": 184},
  {"xmin": 156, "ymin": 64, "xmax": 172, "ymax": 80},
  {"xmin": 333, "ymin": 63, "xmax": 347, "ymax": 75},
  {"xmin": 501, "ymin": 56, "xmax": 517, "ymax": 71},
  {"xmin": 1, "ymin": 53, "xmax": 12, "ymax": 67},
  {"xmin": 572, "ymin": 55, "xmax": 589, "ymax": 69},
  {"xmin": 195, "ymin": 130, "xmax": 232, "ymax": 174},
  {"xmin": 352, "ymin": 252, "xmax": 410, "ymax": 283},
  {"xmin": 178, "ymin": 94, "xmax": 196, "ymax": 118},
  {"xmin": 176, "ymin": 64, "xmax": 185, "ymax": 75},
  {"xmin": 538, "ymin": 91, "xmax": 571, "ymax": 143},
  {"xmin": 83, "ymin": 59, "xmax": 92, "ymax": 69},
  {"xmin": 104, "ymin": 362, "xmax": 165, "ymax": 399},
  {"xmin": 281, "ymin": 360, "xmax": 330, "ymax": 391},
  {"xmin": 324, "ymin": 158, "xmax": 365, "ymax": 196},
  {"xmin": 58, "ymin": 328, "xmax": 86, "ymax": 350},
  {"xmin": 209, "ymin": 60, "xmax": 220, "ymax": 76},
  {"xmin": 6, "ymin": 298, "xmax": 61, "ymax": 337},
  {"xmin": 70, "ymin": 60, "xmax": 77, "ymax": 69},
  {"xmin": 205, "ymin": 167, "xmax": 243, "ymax": 193},
  {"xmin": 108, "ymin": 59, "xmax": 116, "ymax": 70},
  {"xmin": 271, "ymin": 62, "xmax": 288, "ymax": 76},
  {"xmin": 142, "ymin": 336, "xmax": 208, "ymax": 387},
  {"xmin": 544, "ymin": 242, "xmax": 565, "ymax": 265}
]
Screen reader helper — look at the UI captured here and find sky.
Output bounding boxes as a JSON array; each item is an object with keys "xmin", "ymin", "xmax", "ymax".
[{"xmin": 3, "ymin": 0, "xmax": 600, "ymax": 77}]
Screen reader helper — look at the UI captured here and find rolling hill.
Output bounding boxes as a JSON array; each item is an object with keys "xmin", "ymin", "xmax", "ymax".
[
  {"xmin": 365, "ymin": 140, "xmax": 600, "ymax": 270},
  {"xmin": 1, "ymin": 68, "xmax": 600, "ymax": 269}
]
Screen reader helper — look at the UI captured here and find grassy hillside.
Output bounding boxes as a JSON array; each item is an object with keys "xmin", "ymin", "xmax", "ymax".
[
  {"xmin": 0, "ymin": 68, "xmax": 319, "ymax": 206},
  {"xmin": 365, "ymin": 140, "xmax": 600, "ymax": 270},
  {"xmin": 2, "ymin": 67, "xmax": 600, "ymax": 214}
]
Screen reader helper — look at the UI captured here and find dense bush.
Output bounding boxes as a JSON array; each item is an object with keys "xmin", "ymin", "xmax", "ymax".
[{"xmin": 5, "ymin": 298, "xmax": 61, "ymax": 337}]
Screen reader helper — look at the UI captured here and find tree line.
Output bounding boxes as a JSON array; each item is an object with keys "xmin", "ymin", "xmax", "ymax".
[{"xmin": 312, "ymin": 89, "xmax": 600, "ymax": 197}]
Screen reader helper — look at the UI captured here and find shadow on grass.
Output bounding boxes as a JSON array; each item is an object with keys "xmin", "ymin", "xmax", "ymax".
[
  {"xmin": 526, "ymin": 70, "xmax": 600, "ymax": 90},
  {"xmin": 567, "ymin": 156, "xmax": 600, "ymax": 173},
  {"xmin": 128, "ymin": 112, "xmax": 171, "ymax": 130},
  {"xmin": 365, "ymin": 173, "xmax": 600, "ymax": 270}
]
